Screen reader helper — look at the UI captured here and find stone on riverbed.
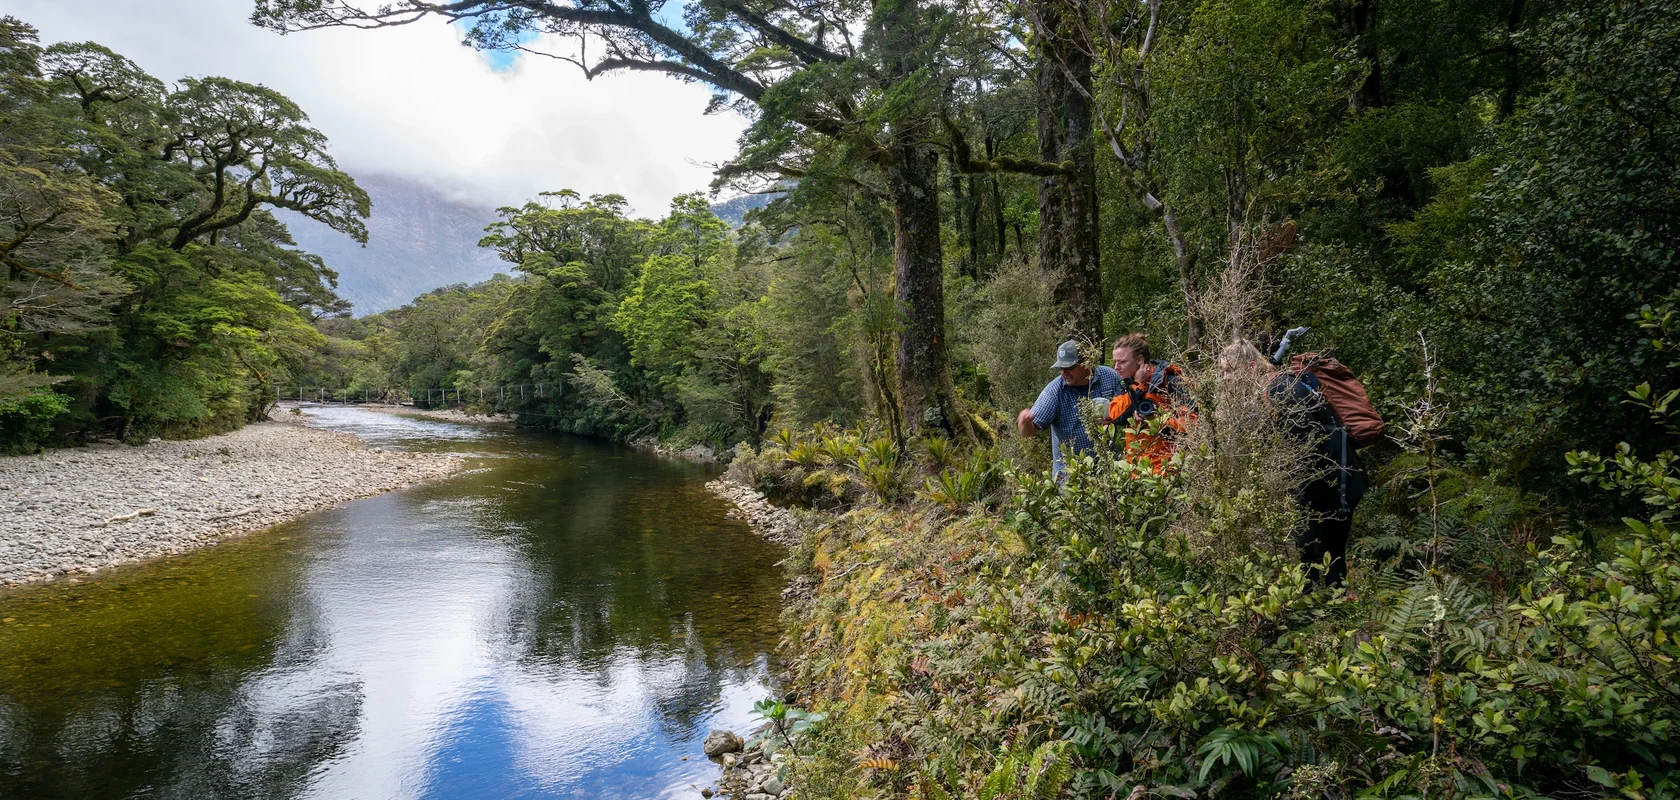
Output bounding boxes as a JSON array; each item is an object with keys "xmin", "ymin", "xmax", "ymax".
[{"xmin": 702, "ymin": 729, "xmax": 743, "ymax": 757}]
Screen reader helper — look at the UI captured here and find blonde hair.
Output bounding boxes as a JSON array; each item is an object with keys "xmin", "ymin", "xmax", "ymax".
[
  {"xmin": 1112, "ymin": 333, "xmax": 1150, "ymax": 361},
  {"xmin": 1218, "ymin": 340, "xmax": 1265, "ymax": 374}
]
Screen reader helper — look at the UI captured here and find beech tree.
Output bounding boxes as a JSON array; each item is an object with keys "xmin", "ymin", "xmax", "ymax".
[
  {"xmin": 1031, "ymin": 1, "xmax": 1102, "ymax": 340},
  {"xmin": 253, "ymin": 0, "xmax": 1007, "ymax": 437},
  {"xmin": 1, "ymin": 17, "xmax": 370, "ymax": 448},
  {"xmin": 45, "ymin": 44, "xmax": 370, "ymax": 253}
]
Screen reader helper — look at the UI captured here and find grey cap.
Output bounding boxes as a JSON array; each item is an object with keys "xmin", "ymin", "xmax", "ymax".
[{"xmin": 1051, "ymin": 340, "xmax": 1082, "ymax": 369}]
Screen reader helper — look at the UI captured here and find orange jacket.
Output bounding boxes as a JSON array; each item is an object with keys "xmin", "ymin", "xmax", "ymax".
[{"xmin": 1108, "ymin": 362, "xmax": 1195, "ymax": 472}]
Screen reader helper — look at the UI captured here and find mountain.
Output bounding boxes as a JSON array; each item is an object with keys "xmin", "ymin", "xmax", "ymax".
[
  {"xmin": 287, "ymin": 180, "xmax": 779, "ymax": 315},
  {"xmin": 710, "ymin": 192, "xmax": 778, "ymax": 227},
  {"xmin": 282, "ymin": 174, "xmax": 509, "ymax": 315}
]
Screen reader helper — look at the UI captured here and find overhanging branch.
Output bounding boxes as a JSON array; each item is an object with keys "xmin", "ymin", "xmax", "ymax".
[
  {"xmin": 942, "ymin": 115, "xmax": 1068, "ymax": 177},
  {"xmin": 718, "ymin": 1, "xmax": 846, "ymax": 64}
]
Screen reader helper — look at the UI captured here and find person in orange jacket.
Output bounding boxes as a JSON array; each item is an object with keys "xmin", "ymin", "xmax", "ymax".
[{"xmin": 1107, "ymin": 334, "xmax": 1195, "ymax": 471}]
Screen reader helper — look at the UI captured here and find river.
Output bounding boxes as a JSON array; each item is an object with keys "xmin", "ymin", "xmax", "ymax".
[{"xmin": 0, "ymin": 407, "xmax": 785, "ymax": 799}]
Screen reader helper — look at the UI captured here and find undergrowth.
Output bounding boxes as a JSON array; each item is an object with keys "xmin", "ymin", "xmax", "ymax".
[{"xmin": 749, "ymin": 322, "xmax": 1680, "ymax": 800}]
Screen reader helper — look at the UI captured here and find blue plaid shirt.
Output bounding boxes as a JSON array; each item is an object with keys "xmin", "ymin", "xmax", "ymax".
[{"xmin": 1031, "ymin": 366, "xmax": 1122, "ymax": 479}]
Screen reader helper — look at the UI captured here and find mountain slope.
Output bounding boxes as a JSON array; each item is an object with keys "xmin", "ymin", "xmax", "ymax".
[{"xmin": 283, "ymin": 174, "xmax": 508, "ymax": 315}]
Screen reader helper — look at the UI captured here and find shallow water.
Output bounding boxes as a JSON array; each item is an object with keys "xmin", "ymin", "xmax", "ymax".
[{"xmin": 0, "ymin": 407, "xmax": 784, "ymax": 799}]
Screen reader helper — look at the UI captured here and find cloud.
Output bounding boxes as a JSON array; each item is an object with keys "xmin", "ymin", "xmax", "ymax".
[{"xmin": 7, "ymin": 0, "xmax": 748, "ymax": 215}]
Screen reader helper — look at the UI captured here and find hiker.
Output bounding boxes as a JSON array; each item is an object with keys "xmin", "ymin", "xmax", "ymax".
[
  {"xmin": 1018, "ymin": 340, "xmax": 1124, "ymax": 480},
  {"xmin": 1107, "ymin": 333, "xmax": 1195, "ymax": 470},
  {"xmin": 1220, "ymin": 339, "xmax": 1372, "ymax": 587}
]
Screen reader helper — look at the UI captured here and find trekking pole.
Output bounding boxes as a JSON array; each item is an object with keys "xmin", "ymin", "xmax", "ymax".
[{"xmin": 1273, "ymin": 326, "xmax": 1310, "ymax": 364}]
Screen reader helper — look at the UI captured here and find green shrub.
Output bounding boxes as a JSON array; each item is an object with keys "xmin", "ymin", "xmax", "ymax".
[
  {"xmin": 780, "ymin": 421, "xmax": 1680, "ymax": 800},
  {"xmin": 0, "ymin": 386, "xmax": 70, "ymax": 453}
]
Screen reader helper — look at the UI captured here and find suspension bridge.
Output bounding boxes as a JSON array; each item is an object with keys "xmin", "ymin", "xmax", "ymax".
[{"xmin": 271, "ymin": 381, "xmax": 564, "ymax": 410}]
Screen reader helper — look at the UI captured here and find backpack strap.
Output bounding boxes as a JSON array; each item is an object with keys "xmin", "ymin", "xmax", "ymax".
[{"xmin": 1146, "ymin": 360, "xmax": 1170, "ymax": 395}]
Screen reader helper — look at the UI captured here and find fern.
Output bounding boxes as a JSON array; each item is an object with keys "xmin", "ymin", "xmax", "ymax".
[
  {"xmin": 1023, "ymin": 741, "xmax": 1071, "ymax": 797},
  {"xmin": 1377, "ymin": 583, "xmax": 1435, "ymax": 648},
  {"xmin": 979, "ymin": 740, "xmax": 1071, "ymax": 800},
  {"xmin": 1194, "ymin": 728, "xmax": 1286, "ymax": 783}
]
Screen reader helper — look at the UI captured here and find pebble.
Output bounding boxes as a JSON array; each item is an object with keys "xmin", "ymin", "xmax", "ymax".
[
  {"xmin": 703, "ymin": 729, "xmax": 744, "ymax": 757},
  {"xmin": 0, "ymin": 420, "xmax": 465, "ymax": 587}
]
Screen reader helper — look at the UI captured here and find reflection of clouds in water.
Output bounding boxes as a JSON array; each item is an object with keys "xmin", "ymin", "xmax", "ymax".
[
  {"xmin": 292, "ymin": 493, "xmax": 519, "ymax": 800},
  {"xmin": 205, "ymin": 471, "xmax": 773, "ymax": 799},
  {"xmin": 0, "ymin": 412, "xmax": 779, "ymax": 799},
  {"xmin": 7, "ymin": 667, "xmax": 364, "ymax": 798},
  {"xmin": 497, "ymin": 650, "xmax": 774, "ymax": 796}
]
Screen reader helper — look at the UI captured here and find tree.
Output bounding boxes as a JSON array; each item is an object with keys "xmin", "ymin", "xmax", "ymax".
[
  {"xmin": 1031, "ymin": 0, "xmax": 1103, "ymax": 340},
  {"xmin": 44, "ymin": 43, "xmax": 369, "ymax": 253},
  {"xmin": 0, "ymin": 16, "xmax": 368, "ymax": 447},
  {"xmin": 0, "ymin": 18, "xmax": 126, "ymax": 403},
  {"xmin": 254, "ymin": 0, "xmax": 991, "ymax": 438},
  {"xmin": 614, "ymin": 194, "xmax": 728, "ymax": 373}
]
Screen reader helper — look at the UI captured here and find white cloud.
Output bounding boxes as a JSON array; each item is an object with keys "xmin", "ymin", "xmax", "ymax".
[{"xmin": 4, "ymin": 0, "xmax": 748, "ymax": 215}]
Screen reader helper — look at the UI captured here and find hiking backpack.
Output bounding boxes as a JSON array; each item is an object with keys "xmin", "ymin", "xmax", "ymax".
[{"xmin": 1288, "ymin": 352, "xmax": 1385, "ymax": 448}]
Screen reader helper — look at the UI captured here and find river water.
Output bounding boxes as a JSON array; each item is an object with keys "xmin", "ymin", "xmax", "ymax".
[{"xmin": 0, "ymin": 407, "xmax": 785, "ymax": 799}]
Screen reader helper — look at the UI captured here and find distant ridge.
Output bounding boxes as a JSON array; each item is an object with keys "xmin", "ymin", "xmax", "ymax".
[
  {"xmin": 283, "ymin": 174, "xmax": 508, "ymax": 315},
  {"xmin": 710, "ymin": 192, "xmax": 777, "ymax": 228}
]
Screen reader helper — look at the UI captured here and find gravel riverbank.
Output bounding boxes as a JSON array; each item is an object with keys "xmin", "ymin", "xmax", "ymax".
[{"xmin": 0, "ymin": 421, "xmax": 465, "ymax": 587}]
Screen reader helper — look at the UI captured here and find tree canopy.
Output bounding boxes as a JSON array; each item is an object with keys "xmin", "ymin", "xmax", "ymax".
[{"xmin": 0, "ymin": 17, "xmax": 366, "ymax": 449}]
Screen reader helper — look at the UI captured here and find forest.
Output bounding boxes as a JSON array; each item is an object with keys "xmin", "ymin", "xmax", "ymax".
[
  {"xmin": 0, "ymin": 17, "xmax": 364, "ymax": 448},
  {"xmin": 5, "ymin": 0, "xmax": 1680, "ymax": 796},
  {"xmin": 254, "ymin": 0, "xmax": 1677, "ymax": 499}
]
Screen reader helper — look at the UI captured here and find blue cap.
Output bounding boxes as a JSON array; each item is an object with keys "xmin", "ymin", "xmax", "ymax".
[{"xmin": 1051, "ymin": 340, "xmax": 1081, "ymax": 369}]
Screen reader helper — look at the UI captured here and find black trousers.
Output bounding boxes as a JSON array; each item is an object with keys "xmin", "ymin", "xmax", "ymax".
[{"xmin": 1298, "ymin": 480, "xmax": 1353, "ymax": 587}]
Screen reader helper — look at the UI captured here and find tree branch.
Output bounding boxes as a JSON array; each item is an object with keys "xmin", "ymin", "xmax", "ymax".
[
  {"xmin": 1, "ymin": 254, "xmax": 88, "ymax": 291},
  {"xmin": 942, "ymin": 115, "xmax": 1068, "ymax": 177},
  {"xmin": 718, "ymin": 1, "xmax": 846, "ymax": 64}
]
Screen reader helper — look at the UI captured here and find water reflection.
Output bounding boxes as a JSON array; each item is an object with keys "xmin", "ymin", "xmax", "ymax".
[{"xmin": 0, "ymin": 407, "xmax": 783, "ymax": 798}]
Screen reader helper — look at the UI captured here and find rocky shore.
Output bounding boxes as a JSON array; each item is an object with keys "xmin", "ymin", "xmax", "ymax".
[
  {"xmin": 0, "ymin": 421, "xmax": 465, "ymax": 587},
  {"xmin": 700, "ymin": 727, "xmax": 793, "ymax": 799},
  {"xmin": 707, "ymin": 478, "xmax": 802, "ymax": 547},
  {"xmin": 701, "ymin": 478, "xmax": 812, "ymax": 799}
]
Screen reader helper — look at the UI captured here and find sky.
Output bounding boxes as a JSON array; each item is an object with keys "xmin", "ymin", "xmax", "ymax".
[{"xmin": 3, "ymin": 0, "xmax": 750, "ymax": 215}]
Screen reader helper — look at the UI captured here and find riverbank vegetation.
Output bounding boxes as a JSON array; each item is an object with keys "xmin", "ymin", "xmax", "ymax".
[
  {"xmin": 0, "ymin": 18, "xmax": 367, "ymax": 452},
  {"xmin": 739, "ymin": 353, "xmax": 1680, "ymax": 798},
  {"xmin": 702, "ymin": 256, "xmax": 1680, "ymax": 797},
  {"xmin": 7, "ymin": 0, "xmax": 1679, "ymax": 794}
]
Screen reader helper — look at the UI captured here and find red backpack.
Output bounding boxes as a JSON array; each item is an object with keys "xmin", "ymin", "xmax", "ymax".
[{"xmin": 1288, "ymin": 353, "xmax": 1385, "ymax": 448}]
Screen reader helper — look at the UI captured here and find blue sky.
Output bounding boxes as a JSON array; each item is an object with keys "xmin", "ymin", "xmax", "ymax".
[{"xmin": 454, "ymin": 4, "xmax": 693, "ymax": 73}]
